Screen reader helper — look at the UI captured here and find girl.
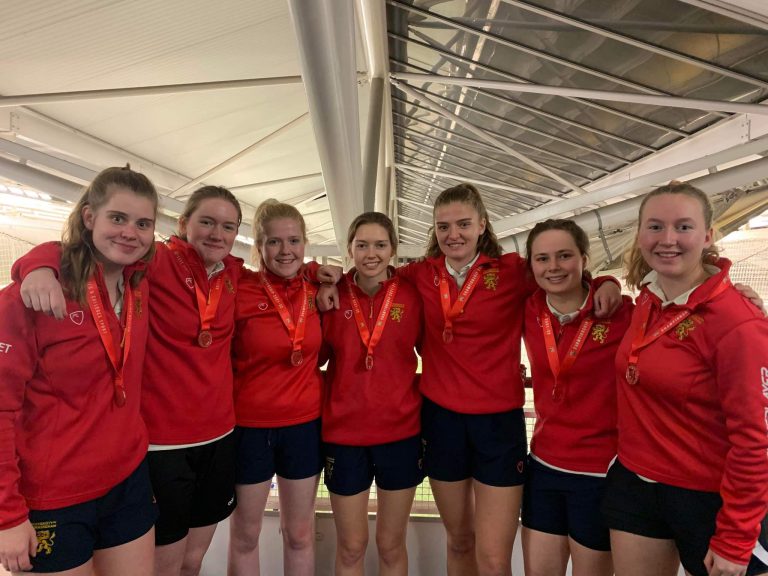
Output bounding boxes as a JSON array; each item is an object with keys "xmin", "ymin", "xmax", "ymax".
[
  {"xmin": 14, "ymin": 185, "xmax": 245, "ymax": 576},
  {"xmin": 0, "ymin": 166, "xmax": 158, "ymax": 575},
  {"xmin": 228, "ymin": 200, "xmax": 323, "ymax": 576},
  {"xmin": 603, "ymin": 182, "xmax": 768, "ymax": 576},
  {"xmin": 521, "ymin": 219, "xmax": 633, "ymax": 576},
  {"xmin": 321, "ymin": 212, "xmax": 423, "ymax": 576},
  {"xmin": 319, "ymin": 184, "xmax": 622, "ymax": 575}
]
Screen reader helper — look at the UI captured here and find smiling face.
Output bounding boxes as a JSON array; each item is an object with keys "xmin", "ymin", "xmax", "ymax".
[
  {"xmin": 638, "ymin": 193, "xmax": 713, "ymax": 292},
  {"xmin": 179, "ymin": 198, "xmax": 240, "ymax": 270},
  {"xmin": 349, "ymin": 223, "xmax": 394, "ymax": 284},
  {"xmin": 83, "ymin": 186, "xmax": 156, "ymax": 273},
  {"xmin": 434, "ymin": 201, "xmax": 486, "ymax": 269},
  {"xmin": 530, "ymin": 229, "xmax": 587, "ymax": 298},
  {"xmin": 259, "ymin": 217, "xmax": 305, "ymax": 279}
]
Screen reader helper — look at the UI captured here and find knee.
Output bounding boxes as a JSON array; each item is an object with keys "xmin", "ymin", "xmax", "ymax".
[
  {"xmin": 338, "ymin": 535, "xmax": 368, "ymax": 567},
  {"xmin": 229, "ymin": 517, "xmax": 263, "ymax": 553},
  {"xmin": 476, "ymin": 553, "xmax": 511, "ymax": 576},
  {"xmin": 375, "ymin": 532, "xmax": 406, "ymax": 566},
  {"xmin": 179, "ymin": 553, "xmax": 205, "ymax": 576},
  {"xmin": 446, "ymin": 529, "xmax": 475, "ymax": 556},
  {"xmin": 281, "ymin": 519, "xmax": 315, "ymax": 552}
]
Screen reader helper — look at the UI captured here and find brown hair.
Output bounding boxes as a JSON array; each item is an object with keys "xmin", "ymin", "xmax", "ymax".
[
  {"xmin": 347, "ymin": 212, "xmax": 398, "ymax": 255},
  {"xmin": 624, "ymin": 181, "xmax": 719, "ymax": 291},
  {"xmin": 178, "ymin": 185, "xmax": 242, "ymax": 238},
  {"xmin": 425, "ymin": 183, "xmax": 502, "ymax": 259},
  {"xmin": 61, "ymin": 166, "xmax": 158, "ymax": 303},
  {"xmin": 252, "ymin": 199, "xmax": 307, "ymax": 266},
  {"xmin": 525, "ymin": 219, "xmax": 590, "ymax": 273}
]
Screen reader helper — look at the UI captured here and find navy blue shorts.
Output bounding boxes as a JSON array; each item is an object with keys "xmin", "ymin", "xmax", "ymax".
[
  {"xmin": 521, "ymin": 457, "xmax": 610, "ymax": 551},
  {"xmin": 602, "ymin": 459, "xmax": 768, "ymax": 576},
  {"xmin": 235, "ymin": 419, "xmax": 323, "ymax": 484},
  {"xmin": 323, "ymin": 435, "xmax": 425, "ymax": 496},
  {"xmin": 421, "ymin": 396, "xmax": 527, "ymax": 487},
  {"xmin": 28, "ymin": 459, "xmax": 157, "ymax": 573},
  {"xmin": 148, "ymin": 433, "xmax": 237, "ymax": 546}
]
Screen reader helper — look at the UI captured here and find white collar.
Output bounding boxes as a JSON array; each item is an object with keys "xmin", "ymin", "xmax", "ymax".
[
  {"xmin": 642, "ymin": 264, "xmax": 719, "ymax": 308},
  {"xmin": 546, "ymin": 285, "xmax": 590, "ymax": 324},
  {"xmin": 207, "ymin": 260, "xmax": 225, "ymax": 279},
  {"xmin": 445, "ymin": 252, "xmax": 480, "ymax": 279}
]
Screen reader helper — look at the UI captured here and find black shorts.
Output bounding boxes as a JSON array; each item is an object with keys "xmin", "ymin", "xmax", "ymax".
[
  {"xmin": 147, "ymin": 433, "xmax": 237, "ymax": 546},
  {"xmin": 521, "ymin": 457, "xmax": 610, "ymax": 551},
  {"xmin": 28, "ymin": 459, "xmax": 156, "ymax": 573},
  {"xmin": 421, "ymin": 396, "xmax": 527, "ymax": 487},
  {"xmin": 235, "ymin": 419, "xmax": 323, "ymax": 484},
  {"xmin": 323, "ymin": 435, "xmax": 425, "ymax": 496},
  {"xmin": 602, "ymin": 459, "xmax": 768, "ymax": 576}
]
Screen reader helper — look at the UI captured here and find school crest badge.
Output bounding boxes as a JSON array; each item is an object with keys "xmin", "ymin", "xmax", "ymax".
[
  {"xmin": 591, "ymin": 323, "xmax": 609, "ymax": 344},
  {"xmin": 225, "ymin": 278, "xmax": 235, "ymax": 294},
  {"xmin": 483, "ymin": 268, "xmax": 499, "ymax": 291},
  {"xmin": 33, "ymin": 521, "xmax": 56, "ymax": 556},
  {"xmin": 675, "ymin": 315, "xmax": 703, "ymax": 340},
  {"xmin": 134, "ymin": 289, "xmax": 143, "ymax": 317},
  {"xmin": 390, "ymin": 303, "xmax": 404, "ymax": 322}
]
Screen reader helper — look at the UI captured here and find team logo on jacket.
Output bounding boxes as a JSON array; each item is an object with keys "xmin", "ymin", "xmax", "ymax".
[
  {"xmin": 258, "ymin": 302, "xmax": 268, "ymax": 311},
  {"xmin": 225, "ymin": 278, "xmax": 234, "ymax": 294},
  {"xmin": 69, "ymin": 311, "xmax": 84, "ymax": 326},
  {"xmin": 185, "ymin": 277, "xmax": 194, "ymax": 289},
  {"xmin": 307, "ymin": 293, "xmax": 315, "ymax": 311},
  {"xmin": 591, "ymin": 323, "xmax": 609, "ymax": 343},
  {"xmin": 390, "ymin": 303, "xmax": 404, "ymax": 322},
  {"xmin": 675, "ymin": 315, "xmax": 703, "ymax": 340},
  {"xmin": 344, "ymin": 310, "xmax": 353, "ymax": 320},
  {"xmin": 32, "ymin": 520, "xmax": 56, "ymax": 556},
  {"xmin": 483, "ymin": 268, "xmax": 499, "ymax": 291}
]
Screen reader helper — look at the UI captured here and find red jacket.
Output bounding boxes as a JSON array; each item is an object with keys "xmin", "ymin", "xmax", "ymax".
[
  {"xmin": 232, "ymin": 268, "xmax": 323, "ymax": 427},
  {"xmin": 398, "ymin": 253, "xmax": 533, "ymax": 414},
  {"xmin": 12, "ymin": 238, "xmax": 243, "ymax": 445},
  {"xmin": 0, "ymin": 250, "xmax": 149, "ymax": 529},
  {"xmin": 524, "ymin": 284, "xmax": 633, "ymax": 473},
  {"xmin": 321, "ymin": 272, "xmax": 423, "ymax": 445},
  {"xmin": 615, "ymin": 259, "xmax": 768, "ymax": 565}
]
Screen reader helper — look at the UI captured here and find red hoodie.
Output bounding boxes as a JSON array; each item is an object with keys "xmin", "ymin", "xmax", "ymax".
[
  {"xmin": 12, "ymin": 238, "xmax": 243, "ymax": 445},
  {"xmin": 615, "ymin": 259, "xmax": 768, "ymax": 565},
  {"xmin": 321, "ymin": 271, "xmax": 423, "ymax": 445},
  {"xmin": 524, "ymin": 283, "xmax": 633, "ymax": 474},
  {"xmin": 0, "ymin": 247, "xmax": 149, "ymax": 529},
  {"xmin": 232, "ymin": 268, "xmax": 323, "ymax": 427}
]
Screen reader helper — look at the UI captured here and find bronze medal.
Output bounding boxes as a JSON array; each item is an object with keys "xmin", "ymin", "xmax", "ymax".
[
  {"xmin": 290, "ymin": 350, "xmax": 304, "ymax": 367},
  {"xmin": 365, "ymin": 354, "xmax": 374, "ymax": 371},
  {"xmin": 442, "ymin": 328, "xmax": 453, "ymax": 344},
  {"xmin": 626, "ymin": 364, "xmax": 639, "ymax": 386},
  {"xmin": 198, "ymin": 330, "xmax": 213, "ymax": 348},
  {"xmin": 114, "ymin": 385, "xmax": 127, "ymax": 407}
]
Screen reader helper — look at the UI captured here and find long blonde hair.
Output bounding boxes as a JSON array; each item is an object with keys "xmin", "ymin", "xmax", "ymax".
[
  {"xmin": 624, "ymin": 181, "xmax": 719, "ymax": 291},
  {"xmin": 425, "ymin": 183, "xmax": 502, "ymax": 259},
  {"xmin": 251, "ymin": 199, "xmax": 307, "ymax": 268},
  {"xmin": 61, "ymin": 166, "xmax": 158, "ymax": 303}
]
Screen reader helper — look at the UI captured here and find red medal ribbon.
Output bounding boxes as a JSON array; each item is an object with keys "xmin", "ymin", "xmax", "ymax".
[
  {"xmin": 439, "ymin": 264, "xmax": 483, "ymax": 343},
  {"xmin": 169, "ymin": 245, "xmax": 224, "ymax": 347},
  {"xmin": 346, "ymin": 274, "xmax": 400, "ymax": 371},
  {"xmin": 541, "ymin": 312, "xmax": 594, "ymax": 402},
  {"xmin": 625, "ymin": 276, "xmax": 730, "ymax": 385},
  {"xmin": 261, "ymin": 271, "xmax": 309, "ymax": 366},
  {"xmin": 86, "ymin": 276, "xmax": 134, "ymax": 407}
]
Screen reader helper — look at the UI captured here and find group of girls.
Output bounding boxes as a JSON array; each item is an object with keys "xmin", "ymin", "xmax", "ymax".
[{"xmin": 0, "ymin": 166, "xmax": 766, "ymax": 576}]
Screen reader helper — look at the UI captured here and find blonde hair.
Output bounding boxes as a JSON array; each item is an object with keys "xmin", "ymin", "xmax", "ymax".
[
  {"xmin": 61, "ymin": 166, "xmax": 158, "ymax": 303},
  {"xmin": 425, "ymin": 183, "xmax": 502, "ymax": 259},
  {"xmin": 624, "ymin": 181, "xmax": 719, "ymax": 291},
  {"xmin": 252, "ymin": 199, "xmax": 307, "ymax": 267}
]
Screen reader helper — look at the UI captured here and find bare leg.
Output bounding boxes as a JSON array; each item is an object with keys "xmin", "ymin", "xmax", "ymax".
[
  {"xmin": 569, "ymin": 537, "xmax": 613, "ymax": 576},
  {"xmin": 227, "ymin": 481, "xmax": 271, "ymax": 576},
  {"xmin": 473, "ymin": 481, "xmax": 521, "ymax": 576},
  {"xmin": 429, "ymin": 478, "xmax": 478, "ymax": 576},
  {"xmin": 375, "ymin": 487, "xmax": 417, "ymax": 576},
  {"xmin": 277, "ymin": 475, "xmax": 319, "ymax": 576},
  {"xmin": 94, "ymin": 528, "xmax": 155, "ymax": 576},
  {"xmin": 180, "ymin": 524, "xmax": 217, "ymax": 576},
  {"xmin": 610, "ymin": 530, "xmax": 679, "ymax": 576},
  {"xmin": 521, "ymin": 527, "xmax": 569, "ymax": 576},
  {"xmin": 329, "ymin": 490, "xmax": 369, "ymax": 576}
]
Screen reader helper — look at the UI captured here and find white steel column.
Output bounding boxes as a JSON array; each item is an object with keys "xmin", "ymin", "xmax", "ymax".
[{"xmin": 287, "ymin": 0, "xmax": 364, "ymax": 250}]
